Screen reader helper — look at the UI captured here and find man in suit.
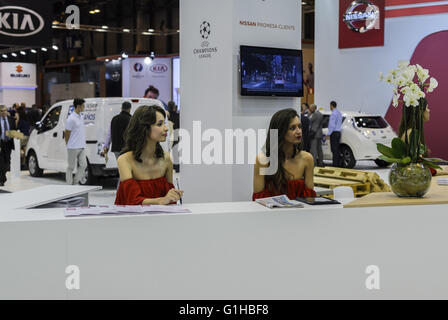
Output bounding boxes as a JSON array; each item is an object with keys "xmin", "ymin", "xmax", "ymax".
[
  {"xmin": 300, "ymin": 103, "xmax": 311, "ymax": 152},
  {"xmin": 103, "ymin": 101, "xmax": 132, "ymax": 161},
  {"xmin": 0, "ymin": 105, "xmax": 17, "ymax": 186},
  {"xmin": 308, "ymin": 104, "xmax": 324, "ymax": 167}
]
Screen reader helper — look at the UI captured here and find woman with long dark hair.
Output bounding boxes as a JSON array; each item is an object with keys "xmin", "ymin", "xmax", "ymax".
[
  {"xmin": 115, "ymin": 105, "xmax": 183, "ymax": 205},
  {"xmin": 253, "ymin": 108, "xmax": 316, "ymax": 200}
]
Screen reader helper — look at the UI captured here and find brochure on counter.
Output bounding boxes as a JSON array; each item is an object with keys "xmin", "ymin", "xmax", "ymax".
[
  {"xmin": 255, "ymin": 195, "xmax": 304, "ymax": 209},
  {"xmin": 64, "ymin": 205, "xmax": 191, "ymax": 217}
]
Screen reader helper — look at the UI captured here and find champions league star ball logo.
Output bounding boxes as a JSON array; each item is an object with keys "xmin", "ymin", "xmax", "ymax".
[{"xmin": 200, "ymin": 21, "xmax": 211, "ymax": 39}]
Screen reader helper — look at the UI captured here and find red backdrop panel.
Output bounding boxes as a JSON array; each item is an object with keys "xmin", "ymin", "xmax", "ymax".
[
  {"xmin": 385, "ymin": 31, "xmax": 448, "ymax": 160},
  {"xmin": 339, "ymin": 0, "xmax": 385, "ymax": 49}
]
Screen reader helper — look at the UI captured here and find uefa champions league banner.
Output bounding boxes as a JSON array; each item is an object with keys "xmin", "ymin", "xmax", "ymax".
[{"xmin": 122, "ymin": 57, "xmax": 172, "ymax": 104}]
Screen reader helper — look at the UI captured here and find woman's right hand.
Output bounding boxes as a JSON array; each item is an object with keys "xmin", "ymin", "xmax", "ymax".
[{"xmin": 159, "ymin": 188, "xmax": 184, "ymax": 205}]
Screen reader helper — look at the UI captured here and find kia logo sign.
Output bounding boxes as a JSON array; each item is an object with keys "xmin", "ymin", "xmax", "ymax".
[
  {"xmin": 133, "ymin": 63, "xmax": 143, "ymax": 72},
  {"xmin": 150, "ymin": 64, "xmax": 168, "ymax": 73},
  {"xmin": 0, "ymin": 6, "xmax": 45, "ymax": 37}
]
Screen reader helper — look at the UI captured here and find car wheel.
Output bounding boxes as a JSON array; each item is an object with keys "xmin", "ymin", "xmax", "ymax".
[
  {"xmin": 28, "ymin": 151, "xmax": 44, "ymax": 177},
  {"xmin": 340, "ymin": 145, "xmax": 356, "ymax": 169},
  {"xmin": 375, "ymin": 159, "xmax": 391, "ymax": 168}
]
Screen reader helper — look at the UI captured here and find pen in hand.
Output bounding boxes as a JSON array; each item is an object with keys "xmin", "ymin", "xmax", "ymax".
[{"xmin": 176, "ymin": 177, "xmax": 183, "ymax": 205}]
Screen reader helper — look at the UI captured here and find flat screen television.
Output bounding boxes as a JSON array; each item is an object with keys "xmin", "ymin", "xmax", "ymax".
[{"xmin": 240, "ymin": 45, "xmax": 303, "ymax": 97}]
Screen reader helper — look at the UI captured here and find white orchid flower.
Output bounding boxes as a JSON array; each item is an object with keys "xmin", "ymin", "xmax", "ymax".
[{"xmin": 427, "ymin": 77, "xmax": 438, "ymax": 93}]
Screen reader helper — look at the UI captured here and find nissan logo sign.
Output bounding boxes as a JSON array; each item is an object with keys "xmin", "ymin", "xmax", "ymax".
[
  {"xmin": 343, "ymin": 0, "xmax": 379, "ymax": 33},
  {"xmin": 150, "ymin": 64, "xmax": 168, "ymax": 73},
  {"xmin": 0, "ymin": 6, "xmax": 45, "ymax": 37}
]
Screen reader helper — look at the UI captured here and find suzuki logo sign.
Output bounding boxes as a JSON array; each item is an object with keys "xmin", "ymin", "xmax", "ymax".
[
  {"xmin": 16, "ymin": 65, "xmax": 23, "ymax": 72},
  {"xmin": 0, "ymin": 6, "xmax": 45, "ymax": 37},
  {"xmin": 150, "ymin": 64, "xmax": 168, "ymax": 73}
]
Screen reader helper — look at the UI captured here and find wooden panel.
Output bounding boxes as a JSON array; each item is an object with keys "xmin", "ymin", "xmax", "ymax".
[{"xmin": 344, "ymin": 176, "xmax": 448, "ymax": 208}]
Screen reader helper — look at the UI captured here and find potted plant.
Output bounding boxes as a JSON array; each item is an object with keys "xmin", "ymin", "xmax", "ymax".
[{"xmin": 377, "ymin": 61, "xmax": 442, "ymax": 197}]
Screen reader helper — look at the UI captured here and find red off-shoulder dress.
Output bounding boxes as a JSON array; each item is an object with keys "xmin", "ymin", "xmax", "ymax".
[
  {"xmin": 252, "ymin": 179, "xmax": 316, "ymax": 201},
  {"xmin": 115, "ymin": 177, "xmax": 175, "ymax": 205}
]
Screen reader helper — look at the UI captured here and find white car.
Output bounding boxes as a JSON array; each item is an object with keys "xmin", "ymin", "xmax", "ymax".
[
  {"xmin": 26, "ymin": 97, "xmax": 165, "ymax": 185},
  {"xmin": 320, "ymin": 111, "xmax": 397, "ymax": 168}
]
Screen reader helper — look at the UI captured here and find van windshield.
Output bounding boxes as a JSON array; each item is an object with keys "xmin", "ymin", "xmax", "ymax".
[{"xmin": 355, "ymin": 117, "xmax": 388, "ymax": 129}]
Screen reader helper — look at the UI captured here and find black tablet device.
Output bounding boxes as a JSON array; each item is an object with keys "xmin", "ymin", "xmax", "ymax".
[{"xmin": 295, "ymin": 197, "xmax": 341, "ymax": 205}]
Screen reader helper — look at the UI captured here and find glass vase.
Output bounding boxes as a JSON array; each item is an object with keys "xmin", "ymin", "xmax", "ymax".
[{"xmin": 389, "ymin": 163, "xmax": 432, "ymax": 198}]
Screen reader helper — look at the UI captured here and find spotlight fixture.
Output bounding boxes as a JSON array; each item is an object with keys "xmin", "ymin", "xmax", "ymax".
[
  {"xmin": 148, "ymin": 28, "xmax": 155, "ymax": 32},
  {"xmin": 2, "ymin": 54, "xmax": 7, "ymax": 58},
  {"xmin": 150, "ymin": 51, "xmax": 155, "ymax": 59},
  {"xmin": 123, "ymin": 28, "xmax": 130, "ymax": 32},
  {"xmin": 20, "ymin": 51, "xmax": 26, "ymax": 55},
  {"xmin": 94, "ymin": 9, "xmax": 100, "ymax": 13},
  {"xmin": 144, "ymin": 57, "xmax": 151, "ymax": 64},
  {"xmin": 102, "ymin": 25, "xmax": 108, "ymax": 29},
  {"xmin": 105, "ymin": 59, "xmax": 110, "ymax": 62},
  {"xmin": 118, "ymin": 57, "xmax": 122, "ymax": 61},
  {"xmin": 41, "ymin": 47, "xmax": 48, "ymax": 51},
  {"xmin": 11, "ymin": 52, "xmax": 17, "ymax": 57},
  {"xmin": 121, "ymin": 52, "xmax": 128, "ymax": 59},
  {"xmin": 31, "ymin": 49, "xmax": 37, "ymax": 53},
  {"xmin": 89, "ymin": 10, "xmax": 95, "ymax": 14},
  {"xmin": 52, "ymin": 45, "xmax": 59, "ymax": 50}
]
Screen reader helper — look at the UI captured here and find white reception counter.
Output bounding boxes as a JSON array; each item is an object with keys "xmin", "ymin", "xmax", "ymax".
[{"xmin": 1, "ymin": 200, "xmax": 448, "ymax": 299}]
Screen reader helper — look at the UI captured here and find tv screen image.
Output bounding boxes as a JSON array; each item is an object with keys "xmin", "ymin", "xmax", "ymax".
[{"xmin": 240, "ymin": 45, "xmax": 303, "ymax": 97}]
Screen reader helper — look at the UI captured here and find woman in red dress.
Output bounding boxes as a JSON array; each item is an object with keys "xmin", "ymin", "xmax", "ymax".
[
  {"xmin": 253, "ymin": 108, "xmax": 316, "ymax": 201},
  {"xmin": 115, "ymin": 105, "xmax": 183, "ymax": 205}
]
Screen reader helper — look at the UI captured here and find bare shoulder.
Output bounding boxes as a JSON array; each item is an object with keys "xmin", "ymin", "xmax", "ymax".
[
  {"xmin": 298, "ymin": 151, "xmax": 314, "ymax": 163},
  {"xmin": 255, "ymin": 152, "xmax": 269, "ymax": 167},
  {"xmin": 117, "ymin": 151, "xmax": 133, "ymax": 166},
  {"xmin": 164, "ymin": 151, "xmax": 173, "ymax": 166}
]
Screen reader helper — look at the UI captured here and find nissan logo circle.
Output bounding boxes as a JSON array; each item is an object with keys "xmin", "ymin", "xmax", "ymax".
[
  {"xmin": 150, "ymin": 64, "xmax": 168, "ymax": 73},
  {"xmin": 0, "ymin": 6, "xmax": 45, "ymax": 37},
  {"xmin": 343, "ymin": 0, "xmax": 380, "ymax": 33}
]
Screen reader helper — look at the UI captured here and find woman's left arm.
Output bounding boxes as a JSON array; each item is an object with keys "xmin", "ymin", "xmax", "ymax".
[
  {"xmin": 164, "ymin": 152, "xmax": 174, "ymax": 184},
  {"xmin": 304, "ymin": 152, "xmax": 315, "ymax": 190}
]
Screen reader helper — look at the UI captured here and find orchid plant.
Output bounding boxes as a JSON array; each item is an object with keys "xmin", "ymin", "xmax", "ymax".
[{"xmin": 377, "ymin": 61, "xmax": 442, "ymax": 169}]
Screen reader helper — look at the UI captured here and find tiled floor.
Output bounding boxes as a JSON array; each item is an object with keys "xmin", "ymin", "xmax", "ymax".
[{"xmin": 0, "ymin": 161, "xmax": 390, "ymax": 206}]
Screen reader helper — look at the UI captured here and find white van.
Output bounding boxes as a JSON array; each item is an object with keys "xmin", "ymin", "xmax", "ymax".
[
  {"xmin": 26, "ymin": 98, "xmax": 165, "ymax": 184},
  {"xmin": 320, "ymin": 111, "xmax": 397, "ymax": 168}
]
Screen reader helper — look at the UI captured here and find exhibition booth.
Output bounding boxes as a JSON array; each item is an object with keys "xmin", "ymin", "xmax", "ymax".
[{"xmin": 1, "ymin": 0, "xmax": 448, "ymax": 300}]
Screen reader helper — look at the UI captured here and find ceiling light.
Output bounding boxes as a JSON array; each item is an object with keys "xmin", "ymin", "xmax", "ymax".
[
  {"xmin": 20, "ymin": 51, "xmax": 26, "ymax": 55},
  {"xmin": 148, "ymin": 28, "xmax": 155, "ymax": 32},
  {"xmin": 102, "ymin": 26, "xmax": 108, "ymax": 29},
  {"xmin": 94, "ymin": 9, "xmax": 100, "ymax": 13},
  {"xmin": 123, "ymin": 28, "xmax": 130, "ymax": 32},
  {"xmin": 31, "ymin": 49, "xmax": 37, "ymax": 53},
  {"xmin": 121, "ymin": 52, "xmax": 128, "ymax": 59},
  {"xmin": 96, "ymin": 28, "xmax": 106, "ymax": 32},
  {"xmin": 11, "ymin": 52, "xmax": 17, "ymax": 57},
  {"xmin": 41, "ymin": 47, "xmax": 48, "ymax": 51},
  {"xmin": 144, "ymin": 57, "xmax": 151, "ymax": 64},
  {"xmin": 89, "ymin": 10, "xmax": 95, "ymax": 14},
  {"xmin": 142, "ymin": 32, "xmax": 151, "ymax": 35},
  {"xmin": 177, "ymin": 29, "xmax": 180, "ymax": 33},
  {"xmin": 2, "ymin": 54, "xmax": 7, "ymax": 58},
  {"xmin": 105, "ymin": 59, "xmax": 110, "ymax": 62},
  {"xmin": 52, "ymin": 45, "xmax": 59, "ymax": 50},
  {"xmin": 118, "ymin": 57, "xmax": 122, "ymax": 61}
]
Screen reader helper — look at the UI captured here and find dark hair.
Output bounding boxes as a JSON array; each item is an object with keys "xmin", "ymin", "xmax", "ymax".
[
  {"xmin": 73, "ymin": 98, "xmax": 85, "ymax": 108},
  {"xmin": 264, "ymin": 108, "xmax": 302, "ymax": 194},
  {"xmin": 122, "ymin": 101, "xmax": 131, "ymax": 110},
  {"xmin": 167, "ymin": 101, "xmax": 177, "ymax": 113},
  {"xmin": 122, "ymin": 105, "xmax": 166, "ymax": 162},
  {"xmin": 144, "ymin": 85, "xmax": 159, "ymax": 97},
  {"xmin": 330, "ymin": 101, "xmax": 337, "ymax": 108}
]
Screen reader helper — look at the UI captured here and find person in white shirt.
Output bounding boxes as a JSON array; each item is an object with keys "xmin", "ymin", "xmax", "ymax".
[{"xmin": 64, "ymin": 98, "xmax": 87, "ymax": 185}]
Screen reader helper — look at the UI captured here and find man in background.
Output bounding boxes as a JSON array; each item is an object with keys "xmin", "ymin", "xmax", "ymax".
[
  {"xmin": 103, "ymin": 101, "xmax": 132, "ymax": 161},
  {"xmin": 144, "ymin": 85, "xmax": 168, "ymax": 111},
  {"xmin": 65, "ymin": 98, "xmax": 87, "ymax": 185},
  {"xmin": 326, "ymin": 101, "xmax": 343, "ymax": 167},
  {"xmin": 300, "ymin": 103, "xmax": 311, "ymax": 152},
  {"xmin": 0, "ymin": 105, "xmax": 16, "ymax": 186},
  {"xmin": 309, "ymin": 104, "xmax": 324, "ymax": 167}
]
